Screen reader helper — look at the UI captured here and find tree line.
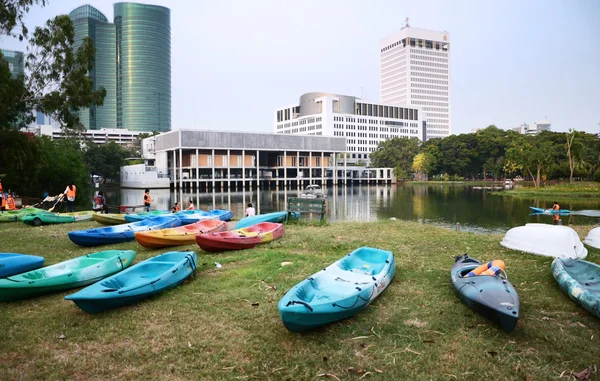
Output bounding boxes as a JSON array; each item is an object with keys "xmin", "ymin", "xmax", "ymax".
[{"xmin": 370, "ymin": 125, "xmax": 600, "ymax": 186}]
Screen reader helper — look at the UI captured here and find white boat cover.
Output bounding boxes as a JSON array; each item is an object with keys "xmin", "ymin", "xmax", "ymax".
[
  {"xmin": 500, "ymin": 223, "xmax": 587, "ymax": 259},
  {"xmin": 583, "ymin": 227, "xmax": 600, "ymax": 249}
]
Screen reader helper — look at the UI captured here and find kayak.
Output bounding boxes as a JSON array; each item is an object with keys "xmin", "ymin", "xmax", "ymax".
[
  {"xmin": 501, "ymin": 223, "xmax": 587, "ymax": 259},
  {"xmin": 278, "ymin": 246, "xmax": 395, "ymax": 332},
  {"xmin": 583, "ymin": 227, "xmax": 600, "ymax": 249},
  {"xmin": 236, "ymin": 211, "xmax": 300, "ymax": 229},
  {"xmin": 135, "ymin": 220, "xmax": 227, "ymax": 248},
  {"xmin": 0, "ymin": 208, "xmax": 47, "ymax": 223},
  {"xmin": 93, "ymin": 213, "xmax": 127, "ymax": 225},
  {"xmin": 195, "ymin": 222, "xmax": 284, "ymax": 252},
  {"xmin": 207, "ymin": 209, "xmax": 234, "ymax": 221},
  {"xmin": 0, "ymin": 253, "xmax": 45, "ymax": 278},
  {"xmin": 124, "ymin": 210, "xmax": 172, "ymax": 223},
  {"xmin": 451, "ymin": 254, "xmax": 519, "ymax": 333},
  {"xmin": 68, "ymin": 216, "xmax": 182, "ymax": 247},
  {"xmin": 0, "ymin": 250, "xmax": 136, "ymax": 301},
  {"xmin": 65, "ymin": 251, "xmax": 197, "ymax": 314},
  {"xmin": 22, "ymin": 211, "xmax": 95, "ymax": 226},
  {"xmin": 552, "ymin": 258, "xmax": 600, "ymax": 319},
  {"xmin": 529, "ymin": 206, "xmax": 570, "ymax": 214},
  {"xmin": 174, "ymin": 210, "xmax": 219, "ymax": 225}
]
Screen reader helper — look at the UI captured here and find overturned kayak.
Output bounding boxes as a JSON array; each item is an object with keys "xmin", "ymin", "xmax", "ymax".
[
  {"xmin": 124, "ymin": 210, "xmax": 172, "ymax": 223},
  {"xmin": 68, "ymin": 216, "xmax": 181, "ymax": 247},
  {"xmin": 206, "ymin": 209, "xmax": 233, "ymax": 221},
  {"xmin": 65, "ymin": 251, "xmax": 197, "ymax": 314},
  {"xmin": 583, "ymin": 227, "xmax": 600, "ymax": 249},
  {"xmin": 195, "ymin": 222, "xmax": 284, "ymax": 252},
  {"xmin": 529, "ymin": 206, "xmax": 570, "ymax": 214},
  {"xmin": 451, "ymin": 254, "xmax": 519, "ymax": 332},
  {"xmin": 22, "ymin": 211, "xmax": 95, "ymax": 226},
  {"xmin": 93, "ymin": 213, "xmax": 127, "ymax": 225},
  {"xmin": 236, "ymin": 211, "xmax": 300, "ymax": 229},
  {"xmin": 135, "ymin": 219, "xmax": 227, "ymax": 248},
  {"xmin": 552, "ymin": 258, "xmax": 600, "ymax": 319},
  {"xmin": 0, "ymin": 253, "xmax": 45, "ymax": 278},
  {"xmin": 0, "ymin": 250, "xmax": 136, "ymax": 301},
  {"xmin": 174, "ymin": 210, "xmax": 218, "ymax": 225},
  {"xmin": 278, "ymin": 247, "xmax": 395, "ymax": 332},
  {"xmin": 500, "ymin": 223, "xmax": 587, "ymax": 259}
]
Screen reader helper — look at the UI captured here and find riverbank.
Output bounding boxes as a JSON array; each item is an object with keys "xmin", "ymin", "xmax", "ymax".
[
  {"xmin": 493, "ymin": 182, "xmax": 600, "ymax": 200},
  {"xmin": 0, "ymin": 220, "xmax": 598, "ymax": 380}
]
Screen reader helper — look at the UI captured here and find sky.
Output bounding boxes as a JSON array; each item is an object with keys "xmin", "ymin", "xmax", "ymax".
[{"xmin": 1, "ymin": 0, "xmax": 599, "ymax": 135}]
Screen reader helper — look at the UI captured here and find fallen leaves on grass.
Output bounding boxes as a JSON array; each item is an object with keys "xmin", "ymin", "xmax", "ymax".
[
  {"xmin": 404, "ymin": 318, "xmax": 427, "ymax": 328},
  {"xmin": 572, "ymin": 366, "xmax": 592, "ymax": 380},
  {"xmin": 317, "ymin": 373, "xmax": 341, "ymax": 381}
]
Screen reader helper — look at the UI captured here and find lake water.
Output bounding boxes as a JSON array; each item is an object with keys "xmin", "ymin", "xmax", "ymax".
[{"xmin": 97, "ymin": 183, "xmax": 600, "ymax": 233}]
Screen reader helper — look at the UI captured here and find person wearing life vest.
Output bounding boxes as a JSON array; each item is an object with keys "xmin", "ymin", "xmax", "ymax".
[
  {"xmin": 172, "ymin": 202, "xmax": 180, "ymax": 212},
  {"xmin": 6, "ymin": 194, "xmax": 16, "ymax": 210},
  {"xmin": 0, "ymin": 193, "xmax": 5, "ymax": 212},
  {"xmin": 143, "ymin": 189, "xmax": 152, "ymax": 212},
  {"xmin": 552, "ymin": 201, "xmax": 560, "ymax": 211},
  {"xmin": 63, "ymin": 183, "xmax": 77, "ymax": 212},
  {"xmin": 93, "ymin": 191, "xmax": 108, "ymax": 214},
  {"xmin": 186, "ymin": 199, "xmax": 195, "ymax": 210}
]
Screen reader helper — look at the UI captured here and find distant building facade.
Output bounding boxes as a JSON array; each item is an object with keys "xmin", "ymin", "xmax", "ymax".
[
  {"xmin": 380, "ymin": 26, "xmax": 451, "ymax": 139},
  {"xmin": 512, "ymin": 120, "xmax": 551, "ymax": 135},
  {"xmin": 68, "ymin": 3, "xmax": 171, "ymax": 133},
  {"xmin": 274, "ymin": 92, "xmax": 426, "ymax": 164},
  {"xmin": 1, "ymin": 49, "xmax": 24, "ymax": 78},
  {"xmin": 34, "ymin": 125, "xmax": 142, "ymax": 145}
]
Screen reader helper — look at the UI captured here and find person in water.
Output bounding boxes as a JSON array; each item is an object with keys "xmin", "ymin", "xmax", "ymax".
[{"xmin": 552, "ymin": 201, "xmax": 560, "ymax": 211}]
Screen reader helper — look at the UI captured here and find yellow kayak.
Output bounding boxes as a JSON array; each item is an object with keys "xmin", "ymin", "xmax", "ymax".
[
  {"xmin": 92, "ymin": 213, "xmax": 127, "ymax": 225},
  {"xmin": 135, "ymin": 220, "xmax": 228, "ymax": 248}
]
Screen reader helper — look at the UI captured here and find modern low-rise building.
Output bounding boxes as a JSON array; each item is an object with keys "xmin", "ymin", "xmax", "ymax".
[
  {"xmin": 34, "ymin": 125, "xmax": 143, "ymax": 145},
  {"xmin": 512, "ymin": 120, "xmax": 551, "ymax": 135},
  {"xmin": 274, "ymin": 92, "xmax": 426, "ymax": 164}
]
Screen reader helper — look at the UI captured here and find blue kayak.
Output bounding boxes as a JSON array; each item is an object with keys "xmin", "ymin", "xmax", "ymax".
[
  {"xmin": 68, "ymin": 216, "xmax": 181, "ymax": 247},
  {"xmin": 65, "ymin": 251, "xmax": 197, "ymax": 313},
  {"xmin": 529, "ymin": 206, "xmax": 570, "ymax": 214},
  {"xmin": 236, "ymin": 211, "xmax": 299, "ymax": 229},
  {"xmin": 207, "ymin": 209, "xmax": 233, "ymax": 221},
  {"xmin": 174, "ymin": 210, "xmax": 217, "ymax": 225},
  {"xmin": 278, "ymin": 247, "xmax": 395, "ymax": 332},
  {"xmin": 124, "ymin": 210, "xmax": 172, "ymax": 223},
  {"xmin": 0, "ymin": 253, "xmax": 45, "ymax": 278}
]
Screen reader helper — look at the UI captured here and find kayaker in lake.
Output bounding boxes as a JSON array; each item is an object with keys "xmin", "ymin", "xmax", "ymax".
[
  {"xmin": 552, "ymin": 202, "xmax": 560, "ymax": 211},
  {"xmin": 63, "ymin": 183, "xmax": 77, "ymax": 212},
  {"xmin": 143, "ymin": 189, "xmax": 152, "ymax": 212},
  {"xmin": 186, "ymin": 199, "xmax": 195, "ymax": 210},
  {"xmin": 245, "ymin": 203, "xmax": 256, "ymax": 217}
]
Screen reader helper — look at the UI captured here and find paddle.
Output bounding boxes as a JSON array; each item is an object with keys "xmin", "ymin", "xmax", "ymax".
[
  {"xmin": 48, "ymin": 194, "xmax": 65, "ymax": 212},
  {"xmin": 27, "ymin": 196, "xmax": 52, "ymax": 208}
]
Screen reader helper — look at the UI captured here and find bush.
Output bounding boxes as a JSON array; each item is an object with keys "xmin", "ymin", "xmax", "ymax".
[{"xmin": 594, "ymin": 169, "xmax": 600, "ymax": 182}]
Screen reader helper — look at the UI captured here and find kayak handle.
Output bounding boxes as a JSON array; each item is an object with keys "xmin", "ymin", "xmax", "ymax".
[{"xmin": 286, "ymin": 300, "xmax": 313, "ymax": 312}]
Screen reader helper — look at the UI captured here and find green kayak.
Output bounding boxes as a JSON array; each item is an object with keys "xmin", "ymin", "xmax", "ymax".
[
  {"xmin": 22, "ymin": 211, "xmax": 95, "ymax": 226},
  {"xmin": 0, "ymin": 250, "xmax": 136, "ymax": 301},
  {"xmin": 0, "ymin": 208, "xmax": 46, "ymax": 223}
]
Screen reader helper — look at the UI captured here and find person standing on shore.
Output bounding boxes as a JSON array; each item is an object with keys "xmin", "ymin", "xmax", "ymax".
[
  {"xmin": 245, "ymin": 203, "xmax": 256, "ymax": 217},
  {"xmin": 63, "ymin": 183, "xmax": 76, "ymax": 212},
  {"xmin": 0, "ymin": 179, "xmax": 4, "ymax": 212},
  {"xmin": 143, "ymin": 189, "xmax": 152, "ymax": 212}
]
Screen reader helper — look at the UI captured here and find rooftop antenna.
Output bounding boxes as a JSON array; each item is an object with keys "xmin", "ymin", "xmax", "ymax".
[{"xmin": 403, "ymin": 17, "xmax": 410, "ymax": 29}]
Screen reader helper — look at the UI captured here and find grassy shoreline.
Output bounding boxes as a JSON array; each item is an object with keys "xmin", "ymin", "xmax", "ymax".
[
  {"xmin": 0, "ymin": 220, "xmax": 599, "ymax": 380},
  {"xmin": 493, "ymin": 182, "xmax": 600, "ymax": 200}
]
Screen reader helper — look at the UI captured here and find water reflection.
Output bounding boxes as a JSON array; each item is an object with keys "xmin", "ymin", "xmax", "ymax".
[{"xmin": 101, "ymin": 184, "xmax": 600, "ymax": 233}]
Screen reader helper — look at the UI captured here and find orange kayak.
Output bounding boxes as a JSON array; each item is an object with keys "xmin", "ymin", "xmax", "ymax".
[
  {"xmin": 135, "ymin": 219, "xmax": 227, "ymax": 249},
  {"xmin": 195, "ymin": 222, "xmax": 285, "ymax": 252}
]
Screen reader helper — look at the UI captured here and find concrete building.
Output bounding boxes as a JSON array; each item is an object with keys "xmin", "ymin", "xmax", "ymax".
[
  {"xmin": 124, "ymin": 130, "xmax": 396, "ymax": 191},
  {"xmin": 512, "ymin": 120, "xmax": 551, "ymax": 135},
  {"xmin": 380, "ymin": 26, "xmax": 451, "ymax": 138},
  {"xmin": 68, "ymin": 3, "xmax": 171, "ymax": 132},
  {"xmin": 1, "ymin": 49, "xmax": 24, "ymax": 78},
  {"xmin": 34, "ymin": 125, "xmax": 143, "ymax": 145},
  {"xmin": 274, "ymin": 92, "xmax": 426, "ymax": 164}
]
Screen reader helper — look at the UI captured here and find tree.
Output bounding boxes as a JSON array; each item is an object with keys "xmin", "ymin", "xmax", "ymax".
[
  {"xmin": 0, "ymin": 13, "xmax": 106, "ymax": 131},
  {"xmin": 566, "ymin": 129, "xmax": 577, "ymax": 183},
  {"xmin": 0, "ymin": 0, "xmax": 46, "ymax": 40},
  {"xmin": 506, "ymin": 133, "xmax": 558, "ymax": 187},
  {"xmin": 412, "ymin": 152, "xmax": 434, "ymax": 181},
  {"xmin": 370, "ymin": 137, "xmax": 420, "ymax": 177},
  {"xmin": 84, "ymin": 141, "xmax": 134, "ymax": 182}
]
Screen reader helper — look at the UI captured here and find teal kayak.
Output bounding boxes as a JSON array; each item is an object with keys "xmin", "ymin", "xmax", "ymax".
[
  {"xmin": 0, "ymin": 250, "xmax": 136, "ymax": 301},
  {"xmin": 278, "ymin": 247, "xmax": 395, "ymax": 332},
  {"xmin": 236, "ymin": 211, "xmax": 299, "ymax": 229},
  {"xmin": 529, "ymin": 206, "xmax": 570, "ymax": 214},
  {"xmin": 124, "ymin": 210, "xmax": 172, "ymax": 223},
  {"xmin": 22, "ymin": 211, "xmax": 95, "ymax": 226},
  {"xmin": 552, "ymin": 258, "xmax": 600, "ymax": 319},
  {"xmin": 0, "ymin": 208, "xmax": 47, "ymax": 223},
  {"xmin": 65, "ymin": 251, "xmax": 197, "ymax": 313}
]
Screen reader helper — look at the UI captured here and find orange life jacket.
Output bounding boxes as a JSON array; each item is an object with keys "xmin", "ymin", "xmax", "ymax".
[
  {"xmin": 175, "ymin": 204, "xmax": 181, "ymax": 212},
  {"xmin": 552, "ymin": 204, "xmax": 560, "ymax": 210},
  {"xmin": 144, "ymin": 193, "xmax": 152, "ymax": 204},
  {"xmin": 6, "ymin": 196, "xmax": 15, "ymax": 210},
  {"xmin": 66, "ymin": 185, "xmax": 76, "ymax": 198},
  {"xmin": 0, "ymin": 183, "xmax": 3, "ymax": 193},
  {"xmin": 0, "ymin": 195, "xmax": 5, "ymax": 208}
]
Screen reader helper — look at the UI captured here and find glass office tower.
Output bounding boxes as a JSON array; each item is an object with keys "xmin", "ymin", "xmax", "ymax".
[
  {"xmin": 69, "ymin": 5, "xmax": 117, "ymax": 130},
  {"xmin": 1, "ymin": 49, "xmax": 24, "ymax": 78},
  {"xmin": 115, "ymin": 3, "xmax": 171, "ymax": 132}
]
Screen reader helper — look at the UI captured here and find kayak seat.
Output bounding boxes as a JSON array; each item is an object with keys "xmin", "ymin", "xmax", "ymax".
[{"xmin": 337, "ymin": 257, "xmax": 385, "ymax": 276}]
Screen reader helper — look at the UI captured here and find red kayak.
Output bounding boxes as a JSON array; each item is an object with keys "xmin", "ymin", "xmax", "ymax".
[{"xmin": 195, "ymin": 222, "xmax": 285, "ymax": 252}]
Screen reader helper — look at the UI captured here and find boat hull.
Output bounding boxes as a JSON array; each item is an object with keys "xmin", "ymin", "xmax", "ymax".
[
  {"xmin": 529, "ymin": 206, "xmax": 570, "ymax": 214},
  {"xmin": 552, "ymin": 258, "xmax": 600, "ymax": 319},
  {"xmin": 0, "ymin": 253, "xmax": 45, "ymax": 278},
  {"xmin": 236, "ymin": 211, "xmax": 299, "ymax": 229},
  {"xmin": 195, "ymin": 222, "xmax": 284, "ymax": 252},
  {"xmin": 451, "ymin": 255, "xmax": 519, "ymax": 333},
  {"xmin": 93, "ymin": 213, "xmax": 127, "ymax": 225},
  {"xmin": 135, "ymin": 220, "xmax": 227, "ymax": 248}
]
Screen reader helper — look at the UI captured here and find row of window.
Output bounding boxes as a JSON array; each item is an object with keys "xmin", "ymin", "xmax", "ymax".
[
  {"xmin": 412, "ymin": 89, "xmax": 449, "ymax": 96},
  {"xmin": 382, "ymin": 38, "xmax": 448, "ymax": 53},
  {"xmin": 412, "ymin": 72, "xmax": 449, "ymax": 80},
  {"xmin": 412, "ymin": 94, "xmax": 448, "ymax": 102},
  {"xmin": 411, "ymin": 82, "xmax": 448, "ymax": 91},
  {"xmin": 410, "ymin": 54, "xmax": 448, "ymax": 63},
  {"xmin": 422, "ymin": 107, "xmax": 449, "ymax": 113},
  {"xmin": 410, "ymin": 60, "xmax": 448, "ymax": 69},
  {"xmin": 412, "ymin": 66, "xmax": 448, "ymax": 75},
  {"xmin": 355, "ymin": 103, "xmax": 418, "ymax": 120},
  {"xmin": 412, "ymin": 77, "xmax": 448, "ymax": 86},
  {"xmin": 410, "ymin": 48, "xmax": 448, "ymax": 57},
  {"xmin": 427, "ymin": 119, "xmax": 449, "ymax": 124},
  {"xmin": 412, "ymin": 99, "xmax": 448, "ymax": 107}
]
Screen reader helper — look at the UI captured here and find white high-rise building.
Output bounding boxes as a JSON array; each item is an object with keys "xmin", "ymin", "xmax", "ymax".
[
  {"xmin": 380, "ymin": 26, "xmax": 451, "ymax": 139},
  {"xmin": 274, "ymin": 92, "xmax": 426, "ymax": 164}
]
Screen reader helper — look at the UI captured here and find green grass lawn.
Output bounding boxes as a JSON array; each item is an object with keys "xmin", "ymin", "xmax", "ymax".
[
  {"xmin": 494, "ymin": 182, "xmax": 600, "ymax": 200},
  {"xmin": 0, "ymin": 219, "xmax": 599, "ymax": 380}
]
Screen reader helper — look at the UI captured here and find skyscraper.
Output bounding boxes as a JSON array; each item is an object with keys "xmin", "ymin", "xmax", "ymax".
[
  {"xmin": 69, "ymin": 5, "xmax": 117, "ymax": 130},
  {"xmin": 68, "ymin": 3, "xmax": 171, "ymax": 132},
  {"xmin": 380, "ymin": 26, "xmax": 451, "ymax": 139},
  {"xmin": 115, "ymin": 3, "xmax": 171, "ymax": 132},
  {"xmin": 1, "ymin": 49, "xmax": 24, "ymax": 78}
]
